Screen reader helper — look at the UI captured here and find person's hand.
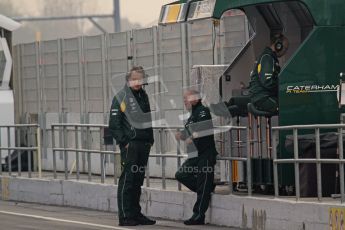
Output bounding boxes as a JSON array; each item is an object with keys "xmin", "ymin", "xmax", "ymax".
[
  {"xmin": 192, "ymin": 132, "xmax": 198, "ymax": 138},
  {"xmin": 175, "ymin": 132, "xmax": 182, "ymax": 140},
  {"xmin": 186, "ymin": 137, "xmax": 193, "ymax": 145},
  {"xmin": 125, "ymin": 143, "xmax": 129, "ymax": 149}
]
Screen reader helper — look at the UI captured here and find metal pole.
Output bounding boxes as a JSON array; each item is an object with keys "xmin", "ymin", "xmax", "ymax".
[
  {"xmin": 41, "ymin": 114, "xmax": 47, "ymax": 162},
  {"xmin": 60, "ymin": 39, "xmax": 66, "ymax": 165},
  {"xmin": 17, "ymin": 127, "xmax": 21, "ymax": 176},
  {"xmin": 36, "ymin": 40, "xmax": 43, "ymax": 175},
  {"xmin": 186, "ymin": 23, "xmax": 192, "ymax": 84},
  {"xmin": 37, "ymin": 127, "xmax": 42, "ymax": 178},
  {"xmin": 100, "ymin": 128, "xmax": 105, "ymax": 184},
  {"xmin": 84, "ymin": 39, "xmax": 89, "ymax": 120},
  {"xmin": 113, "ymin": 0, "xmax": 121, "ymax": 32},
  {"xmin": 258, "ymin": 117, "xmax": 262, "ymax": 158},
  {"xmin": 101, "ymin": 34, "xmax": 108, "ymax": 124},
  {"xmin": 272, "ymin": 130, "xmax": 279, "ymax": 197},
  {"xmin": 161, "ymin": 129, "xmax": 166, "ymax": 189},
  {"xmin": 75, "ymin": 126, "xmax": 80, "ymax": 180},
  {"xmin": 228, "ymin": 127, "xmax": 233, "ymax": 194},
  {"xmin": 266, "ymin": 118, "xmax": 270, "ymax": 158},
  {"xmin": 28, "ymin": 127, "xmax": 32, "ymax": 178},
  {"xmin": 157, "ymin": 27, "xmax": 163, "ymax": 122},
  {"xmin": 229, "ymin": 158, "xmax": 233, "ymax": 194},
  {"xmin": 181, "ymin": 23, "xmax": 188, "ymax": 89},
  {"xmin": 248, "ymin": 113, "xmax": 254, "ymax": 157},
  {"xmin": 132, "ymin": 29, "xmax": 137, "ymax": 66},
  {"xmin": 87, "ymin": 126, "xmax": 92, "ymax": 181},
  {"xmin": 246, "ymin": 127, "xmax": 252, "ymax": 196},
  {"xmin": 126, "ymin": 31, "xmax": 132, "ymax": 71},
  {"xmin": 58, "ymin": 39, "xmax": 63, "ymax": 121},
  {"xmin": 63, "ymin": 125, "xmax": 68, "ymax": 180},
  {"xmin": 7, "ymin": 127, "xmax": 11, "ymax": 176},
  {"xmin": 177, "ymin": 129, "xmax": 181, "ymax": 191},
  {"xmin": 52, "ymin": 126, "xmax": 57, "ymax": 179},
  {"xmin": 152, "ymin": 25, "xmax": 159, "ymax": 110},
  {"xmin": 268, "ymin": 118, "xmax": 273, "ymax": 158},
  {"xmin": 78, "ymin": 37, "xmax": 86, "ymax": 173},
  {"xmin": 338, "ymin": 128, "xmax": 344, "ymax": 203},
  {"xmin": 315, "ymin": 128, "xmax": 322, "ymax": 201},
  {"xmin": 293, "ymin": 128, "xmax": 300, "ymax": 200},
  {"xmin": 237, "ymin": 117, "xmax": 242, "ymax": 157}
]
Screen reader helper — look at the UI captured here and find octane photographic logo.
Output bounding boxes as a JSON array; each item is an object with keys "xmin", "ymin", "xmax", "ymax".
[{"xmin": 286, "ymin": 84, "xmax": 339, "ymax": 94}]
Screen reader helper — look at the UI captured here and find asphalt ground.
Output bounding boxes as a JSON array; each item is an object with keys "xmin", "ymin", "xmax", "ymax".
[{"xmin": 0, "ymin": 200, "xmax": 241, "ymax": 230}]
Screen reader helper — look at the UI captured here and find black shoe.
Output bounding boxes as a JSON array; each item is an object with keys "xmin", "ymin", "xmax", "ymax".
[
  {"xmin": 136, "ymin": 213, "xmax": 156, "ymax": 225},
  {"xmin": 119, "ymin": 218, "xmax": 139, "ymax": 226},
  {"xmin": 184, "ymin": 215, "xmax": 205, "ymax": 225}
]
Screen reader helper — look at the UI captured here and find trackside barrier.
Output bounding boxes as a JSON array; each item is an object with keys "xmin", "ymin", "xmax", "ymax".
[
  {"xmin": 0, "ymin": 124, "xmax": 41, "ymax": 178},
  {"xmin": 272, "ymin": 124, "xmax": 345, "ymax": 203},
  {"xmin": 51, "ymin": 123, "xmax": 247, "ymax": 191}
]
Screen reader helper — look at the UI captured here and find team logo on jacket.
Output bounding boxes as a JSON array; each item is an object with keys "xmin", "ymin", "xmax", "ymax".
[
  {"xmin": 257, "ymin": 63, "xmax": 262, "ymax": 74},
  {"xmin": 120, "ymin": 101, "xmax": 126, "ymax": 112},
  {"xmin": 199, "ymin": 111, "xmax": 207, "ymax": 118}
]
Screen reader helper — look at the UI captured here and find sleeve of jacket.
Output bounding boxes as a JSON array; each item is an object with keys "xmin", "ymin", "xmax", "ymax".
[
  {"xmin": 144, "ymin": 92, "xmax": 154, "ymax": 145},
  {"xmin": 147, "ymin": 113, "xmax": 154, "ymax": 145},
  {"xmin": 108, "ymin": 96, "xmax": 130, "ymax": 146},
  {"xmin": 258, "ymin": 54, "xmax": 278, "ymax": 91}
]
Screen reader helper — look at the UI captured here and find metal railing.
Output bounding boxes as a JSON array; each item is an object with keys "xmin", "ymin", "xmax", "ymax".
[
  {"xmin": 216, "ymin": 126, "xmax": 249, "ymax": 194},
  {"xmin": 51, "ymin": 124, "xmax": 116, "ymax": 183},
  {"xmin": 272, "ymin": 124, "xmax": 345, "ymax": 202},
  {"xmin": 5, "ymin": 122, "xmax": 345, "ymax": 203},
  {"xmin": 50, "ymin": 123, "xmax": 247, "ymax": 191},
  {"xmin": 0, "ymin": 124, "xmax": 41, "ymax": 178}
]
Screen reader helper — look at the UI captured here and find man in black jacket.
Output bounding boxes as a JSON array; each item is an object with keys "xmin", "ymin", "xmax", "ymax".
[
  {"xmin": 249, "ymin": 33, "xmax": 289, "ymax": 113},
  {"xmin": 175, "ymin": 90, "xmax": 218, "ymax": 225},
  {"xmin": 210, "ymin": 34, "xmax": 289, "ymax": 117},
  {"xmin": 109, "ymin": 66, "xmax": 155, "ymax": 226}
]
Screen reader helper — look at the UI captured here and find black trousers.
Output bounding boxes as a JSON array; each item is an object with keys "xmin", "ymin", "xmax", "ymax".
[
  {"xmin": 175, "ymin": 152, "xmax": 217, "ymax": 219},
  {"xmin": 117, "ymin": 140, "xmax": 151, "ymax": 219},
  {"xmin": 253, "ymin": 97, "xmax": 278, "ymax": 113}
]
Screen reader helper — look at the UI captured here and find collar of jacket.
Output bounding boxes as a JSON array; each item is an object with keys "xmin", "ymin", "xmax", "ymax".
[
  {"xmin": 124, "ymin": 84, "xmax": 144, "ymax": 98},
  {"xmin": 191, "ymin": 100, "xmax": 202, "ymax": 113},
  {"xmin": 265, "ymin": 47, "xmax": 278, "ymax": 60}
]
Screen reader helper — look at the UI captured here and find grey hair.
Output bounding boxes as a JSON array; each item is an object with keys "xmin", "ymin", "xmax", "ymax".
[
  {"xmin": 185, "ymin": 89, "xmax": 201, "ymax": 100},
  {"xmin": 125, "ymin": 66, "xmax": 145, "ymax": 81}
]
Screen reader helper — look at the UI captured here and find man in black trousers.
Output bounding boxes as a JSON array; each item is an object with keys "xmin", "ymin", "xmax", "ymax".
[
  {"xmin": 109, "ymin": 66, "xmax": 155, "ymax": 226},
  {"xmin": 175, "ymin": 89, "xmax": 218, "ymax": 225}
]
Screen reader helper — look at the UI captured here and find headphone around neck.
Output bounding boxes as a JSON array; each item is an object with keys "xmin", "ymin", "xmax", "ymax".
[
  {"xmin": 275, "ymin": 39, "xmax": 283, "ymax": 52},
  {"xmin": 273, "ymin": 34, "xmax": 284, "ymax": 52}
]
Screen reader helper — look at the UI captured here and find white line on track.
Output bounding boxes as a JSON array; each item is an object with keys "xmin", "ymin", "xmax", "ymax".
[{"xmin": 0, "ymin": 210, "xmax": 132, "ymax": 230}]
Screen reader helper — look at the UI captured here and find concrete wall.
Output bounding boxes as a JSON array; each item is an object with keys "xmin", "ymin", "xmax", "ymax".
[
  {"xmin": 0, "ymin": 176, "xmax": 338, "ymax": 230},
  {"xmin": 12, "ymin": 13, "xmax": 249, "ymax": 179}
]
